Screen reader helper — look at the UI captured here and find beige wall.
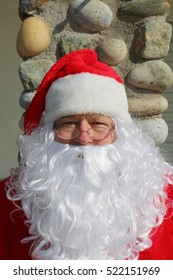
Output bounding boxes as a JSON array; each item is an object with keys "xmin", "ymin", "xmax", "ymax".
[
  {"xmin": 168, "ymin": 0, "xmax": 173, "ymax": 22},
  {"xmin": 0, "ymin": 0, "xmax": 23, "ymax": 179}
]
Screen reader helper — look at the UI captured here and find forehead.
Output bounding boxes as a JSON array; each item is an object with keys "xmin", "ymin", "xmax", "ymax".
[{"xmin": 57, "ymin": 114, "xmax": 112, "ymax": 122}]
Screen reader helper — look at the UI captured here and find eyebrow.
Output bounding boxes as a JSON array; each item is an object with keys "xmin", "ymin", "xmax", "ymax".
[
  {"xmin": 55, "ymin": 115, "xmax": 113, "ymax": 123},
  {"xmin": 58, "ymin": 116, "xmax": 74, "ymax": 119}
]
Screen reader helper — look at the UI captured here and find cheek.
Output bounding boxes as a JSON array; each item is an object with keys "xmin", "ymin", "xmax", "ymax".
[
  {"xmin": 54, "ymin": 132, "xmax": 70, "ymax": 144},
  {"xmin": 95, "ymin": 131, "xmax": 116, "ymax": 146},
  {"xmin": 107, "ymin": 130, "xmax": 117, "ymax": 144}
]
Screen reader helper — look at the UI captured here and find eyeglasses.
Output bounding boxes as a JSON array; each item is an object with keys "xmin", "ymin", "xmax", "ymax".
[{"xmin": 54, "ymin": 124, "xmax": 114, "ymax": 141}]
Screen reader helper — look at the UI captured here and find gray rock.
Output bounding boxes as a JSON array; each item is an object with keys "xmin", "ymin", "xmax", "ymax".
[
  {"xmin": 19, "ymin": 59, "xmax": 54, "ymax": 90},
  {"xmin": 135, "ymin": 20, "xmax": 172, "ymax": 59},
  {"xmin": 135, "ymin": 117, "xmax": 168, "ymax": 145},
  {"xmin": 118, "ymin": 0, "xmax": 170, "ymax": 20},
  {"xmin": 19, "ymin": 0, "xmax": 51, "ymax": 13},
  {"xmin": 60, "ymin": 35, "xmax": 91, "ymax": 55},
  {"xmin": 69, "ymin": 0, "xmax": 113, "ymax": 32},
  {"xmin": 126, "ymin": 60, "xmax": 173, "ymax": 92}
]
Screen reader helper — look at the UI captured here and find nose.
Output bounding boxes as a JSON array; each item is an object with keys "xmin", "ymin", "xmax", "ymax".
[
  {"xmin": 74, "ymin": 120, "xmax": 93, "ymax": 145},
  {"xmin": 74, "ymin": 130, "xmax": 93, "ymax": 145}
]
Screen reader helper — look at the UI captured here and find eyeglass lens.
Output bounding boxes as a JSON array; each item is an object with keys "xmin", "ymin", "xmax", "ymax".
[{"xmin": 57, "ymin": 126, "xmax": 111, "ymax": 140}]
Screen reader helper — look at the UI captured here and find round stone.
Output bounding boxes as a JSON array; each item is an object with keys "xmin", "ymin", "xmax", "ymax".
[
  {"xmin": 17, "ymin": 16, "xmax": 51, "ymax": 58},
  {"xmin": 118, "ymin": 0, "xmax": 170, "ymax": 20},
  {"xmin": 135, "ymin": 117, "xmax": 168, "ymax": 145},
  {"xmin": 128, "ymin": 94, "xmax": 168, "ymax": 117},
  {"xmin": 69, "ymin": 0, "xmax": 113, "ymax": 32},
  {"xmin": 19, "ymin": 90, "xmax": 36, "ymax": 109},
  {"xmin": 126, "ymin": 60, "xmax": 173, "ymax": 92},
  {"xmin": 97, "ymin": 38, "xmax": 128, "ymax": 65}
]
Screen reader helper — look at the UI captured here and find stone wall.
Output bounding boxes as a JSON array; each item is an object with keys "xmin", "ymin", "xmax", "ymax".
[{"xmin": 17, "ymin": 0, "xmax": 173, "ymax": 145}]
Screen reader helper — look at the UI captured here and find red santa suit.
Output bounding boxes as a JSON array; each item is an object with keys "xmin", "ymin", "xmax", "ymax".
[{"xmin": 0, "ymin": 178, "xmax": 173, "ymax": 260}]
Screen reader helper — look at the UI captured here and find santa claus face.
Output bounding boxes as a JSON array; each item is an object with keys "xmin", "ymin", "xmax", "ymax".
[{"xmin": 54, "ymin": 114, "xmax": 116, "ymax": 145}]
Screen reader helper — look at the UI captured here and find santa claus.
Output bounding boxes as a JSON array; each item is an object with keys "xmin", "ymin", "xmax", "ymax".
[{"xmin": 0, "ymin": 49, "xmax": 173, "ymax": 260}]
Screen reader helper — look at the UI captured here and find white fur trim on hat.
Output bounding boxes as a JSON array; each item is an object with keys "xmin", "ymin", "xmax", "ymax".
[{"xmin": 44, "ymin": 73, "xmax": 131, "ymax": 122}]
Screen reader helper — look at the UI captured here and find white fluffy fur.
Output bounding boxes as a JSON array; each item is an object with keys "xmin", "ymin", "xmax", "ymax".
[
  {"xmin": 6, "ymin": 119, "xmax": 173, "ymax": 260},
  {"xmin": 44, "ymin": 73, "xmax": 131, "ymax": 123}
]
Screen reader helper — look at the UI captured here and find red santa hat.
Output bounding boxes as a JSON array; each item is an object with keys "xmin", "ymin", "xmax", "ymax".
[{"xmin": 24, "ymin": 49, "xmax": 130, "ymax": 134}]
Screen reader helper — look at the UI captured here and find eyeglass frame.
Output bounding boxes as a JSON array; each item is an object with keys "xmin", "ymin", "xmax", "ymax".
[{"xmin": 54, "ymin": 124, "xmax": 115, "ymax": 141}]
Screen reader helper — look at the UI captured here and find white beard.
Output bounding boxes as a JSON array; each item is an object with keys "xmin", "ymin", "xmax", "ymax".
[{"xmin": 7, "ymin": 119, "xmax": 173, "ymax": 260}]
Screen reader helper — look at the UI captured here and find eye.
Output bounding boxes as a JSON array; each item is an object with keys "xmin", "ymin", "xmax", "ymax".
[
  {"xmin": 60, "ymin": 121, "xmax": 77, "ymax": 127},
  {"xmin": 91, "ymin": 122, "xmax": 109, "ymax": 127},
  {"xmin": 62, "ymin": 121, "xmax": 76, "ymax": 125},
  {"xmin": 54, "ymin": 121, "xmax": 77, "ymax": 130}
]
